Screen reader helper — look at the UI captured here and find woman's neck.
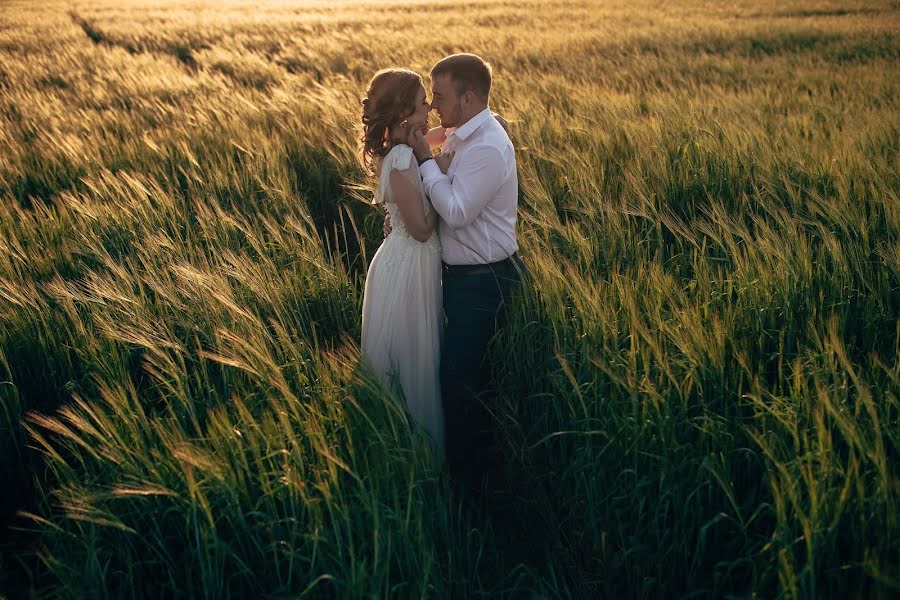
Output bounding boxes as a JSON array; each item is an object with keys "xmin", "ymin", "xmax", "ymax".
[{"xmin": 386, "ymin": 125, "xmax": 406, "ymax": 148}]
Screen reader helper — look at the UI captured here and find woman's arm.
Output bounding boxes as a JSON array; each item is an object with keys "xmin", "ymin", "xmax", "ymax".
[
  {"xmin": 424, "ymin": 126, "xmax": 447, "ymax": 150},
  {"xmin": 388, "ymin": 168, "xmax": 436, "ymax": 243}
]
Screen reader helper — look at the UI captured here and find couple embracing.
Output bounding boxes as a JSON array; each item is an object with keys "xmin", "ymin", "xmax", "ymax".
[{"xmin": 358, "ymin": 53, "xmax": 527, "ymax": 499}]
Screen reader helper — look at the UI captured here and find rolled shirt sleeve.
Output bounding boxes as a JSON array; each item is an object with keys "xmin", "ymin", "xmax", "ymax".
[{"xmin": 420, "ymin": 144, "xmax": 506, "ymax": 229}]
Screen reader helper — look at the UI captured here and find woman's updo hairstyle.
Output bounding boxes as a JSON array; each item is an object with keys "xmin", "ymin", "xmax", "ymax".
[{"xmin": 360, "ymin": 68, "xmax": 423, "ymax": 175}]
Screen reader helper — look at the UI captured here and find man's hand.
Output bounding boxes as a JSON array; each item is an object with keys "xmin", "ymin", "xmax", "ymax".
[
  {"xmin": 434, "ymin": 150, "xmax": 455, "ymax": 174},
  {"xmin": 407, "ymin": 127, "xmax": 431, "ymax": 162},
  {"xmin": 383, "ymin": 212, "xmax": 392, "ymax": 238}
]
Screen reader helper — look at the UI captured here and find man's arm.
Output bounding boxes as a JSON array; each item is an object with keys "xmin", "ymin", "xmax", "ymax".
[
  {"xmin": 419, "ymin": 144, "xmax": 505, "ymax": 228},
  {"xmin": 407, "ymin": 127, "xmax": 506, "ymax": 228}
]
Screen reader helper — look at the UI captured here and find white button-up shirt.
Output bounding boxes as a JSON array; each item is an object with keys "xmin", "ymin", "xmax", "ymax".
[{"xmin": 419, "ymin": 107, "xmax": 519, "ymax": 265}]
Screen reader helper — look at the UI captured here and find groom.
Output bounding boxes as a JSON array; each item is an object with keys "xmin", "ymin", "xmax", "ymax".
[{"xmin": 407, "ymin": 53, "xmax": 527, "ymax": 498}]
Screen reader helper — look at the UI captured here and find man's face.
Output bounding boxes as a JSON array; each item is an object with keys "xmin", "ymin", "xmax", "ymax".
[{"xmin": 429, "ymin": 73, "xmax": 463, "ymax": 129}]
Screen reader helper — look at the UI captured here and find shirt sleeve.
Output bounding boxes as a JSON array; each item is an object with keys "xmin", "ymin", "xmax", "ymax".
[{"xmin": 420, "ymin": 144, "xmax": 506, "ymax": 228}]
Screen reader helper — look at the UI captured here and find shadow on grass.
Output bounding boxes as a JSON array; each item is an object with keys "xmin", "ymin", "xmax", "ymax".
[{"xmin": 287, "ymin": 145, "xmax": 383, "ymax": 282}]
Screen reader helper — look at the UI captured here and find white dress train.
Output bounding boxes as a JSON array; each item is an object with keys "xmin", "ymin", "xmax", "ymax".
[{"xmin": 361, "ymin": 144, "xmax": 444, "ymax": 453}]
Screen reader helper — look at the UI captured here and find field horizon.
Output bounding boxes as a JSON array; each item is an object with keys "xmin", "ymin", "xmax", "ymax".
[{"xmin": 1, "ymin": 0, "xmax": 898, "ymax": 598}]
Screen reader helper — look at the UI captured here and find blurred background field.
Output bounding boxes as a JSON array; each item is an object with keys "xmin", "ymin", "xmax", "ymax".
[{"xmin": 0, "ymin": 0, "xmax": 897, "ymax": 597}]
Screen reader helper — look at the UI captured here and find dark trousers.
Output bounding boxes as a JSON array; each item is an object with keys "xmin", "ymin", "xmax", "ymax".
[{"xmin": 440, "ymin": 254, "xmax": 527, "ymax": 496}]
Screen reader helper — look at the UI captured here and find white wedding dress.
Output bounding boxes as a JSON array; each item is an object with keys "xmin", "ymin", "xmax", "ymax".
[{"xmin": 361, "ymin": 144, "xmax": 444, "ymax": 453}]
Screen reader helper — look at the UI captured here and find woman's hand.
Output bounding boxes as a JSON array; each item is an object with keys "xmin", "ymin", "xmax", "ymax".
[
  {"xmin": 434, "ymin": 150, "xmax": 455, "ymax": 174},
  {"xmin": 492, "ymin": 112, "xmax": 510, "ymax": 134}
]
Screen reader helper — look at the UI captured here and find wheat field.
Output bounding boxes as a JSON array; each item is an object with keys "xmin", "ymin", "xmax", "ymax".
[{"xmin": 0, "ymin": 0, "xmax": 898, "ymax": 597}]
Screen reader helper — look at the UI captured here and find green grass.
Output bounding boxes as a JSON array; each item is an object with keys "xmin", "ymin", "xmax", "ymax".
[{"xmin": 1, "ymin": 0, "xmax": 898, "ymax": 597}]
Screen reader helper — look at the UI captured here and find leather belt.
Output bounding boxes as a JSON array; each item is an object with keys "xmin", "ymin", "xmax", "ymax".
[{"xmin": 442, "ymin": 253, "xmax": 518, "ymax": 277}]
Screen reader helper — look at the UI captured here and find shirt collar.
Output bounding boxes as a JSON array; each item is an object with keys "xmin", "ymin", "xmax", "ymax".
[{"xmin": 446, "ymin": 107, "xmax": 492, "ymax": 143}]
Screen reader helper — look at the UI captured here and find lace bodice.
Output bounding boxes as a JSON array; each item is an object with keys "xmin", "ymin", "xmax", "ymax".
[{"xmin": 375, "ymin": 145, "xmax": 438, "ymax": 248}]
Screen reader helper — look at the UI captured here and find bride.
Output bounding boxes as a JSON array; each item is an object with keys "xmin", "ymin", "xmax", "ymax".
[{"xmin": 359, "ymin": 68, "xmax": 449, "ymax": 453}]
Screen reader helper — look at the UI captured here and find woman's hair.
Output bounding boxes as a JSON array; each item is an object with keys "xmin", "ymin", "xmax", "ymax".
[{"xmin": 360, "ymin": 68, "xmax": 423, "ymax": 175}]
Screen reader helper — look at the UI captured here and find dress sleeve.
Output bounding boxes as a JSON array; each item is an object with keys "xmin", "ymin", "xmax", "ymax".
[{"xmin": 375, "ymin": 145, "xmax": 419, "ymax": 204}]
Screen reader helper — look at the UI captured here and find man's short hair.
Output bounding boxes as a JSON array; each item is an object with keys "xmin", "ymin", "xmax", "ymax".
[{"xmin": 430, "ymin": 53, "xmax": 492, "ymax": 101}]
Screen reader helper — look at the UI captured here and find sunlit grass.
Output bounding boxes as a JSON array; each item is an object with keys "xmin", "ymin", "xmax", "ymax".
[{"xmin": 1, "ymin": 0, "xmax": 897, "ymax": 597}]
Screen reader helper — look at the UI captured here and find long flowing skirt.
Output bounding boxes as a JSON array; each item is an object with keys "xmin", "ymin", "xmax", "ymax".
[{"xmin": 361, "ymin": 231, "xmax": 444, "ymax": 452}]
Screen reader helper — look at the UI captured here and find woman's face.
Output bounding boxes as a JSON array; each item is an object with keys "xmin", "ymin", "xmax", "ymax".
[{"xmin": 403, "ymin": 85, "xmax": 431, "ymax": 129}]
